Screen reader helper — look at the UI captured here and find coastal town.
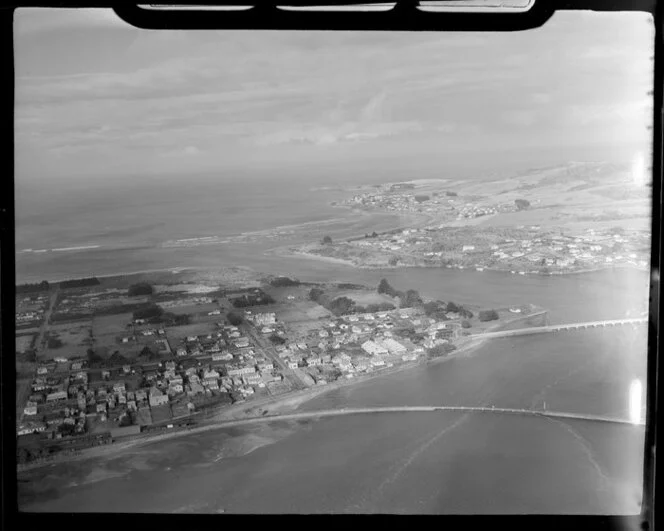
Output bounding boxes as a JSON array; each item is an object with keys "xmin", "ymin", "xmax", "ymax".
[
  {"xmin": 296, "ymin": 162, "xmax": 651, "ymax": 274},
  {"xmin": 15, "ymin": 273, "xmax": 539, "ymax": 464}
]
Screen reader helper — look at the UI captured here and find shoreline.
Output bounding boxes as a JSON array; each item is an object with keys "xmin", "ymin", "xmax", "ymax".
[
  {"xmin": 16, "ymin": 321, "xmax": 507, "ymax": 475},
  {"xmin": 271, "ymin": 247, "xmax": 649, "ymax": 278}
]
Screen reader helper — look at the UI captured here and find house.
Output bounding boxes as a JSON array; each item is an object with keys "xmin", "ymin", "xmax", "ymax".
[
  {"xmin": 376, "ymin": 338, "xmax": 407, "ymax": 355},
  {"xmin": 96, "ymin": 402, "xmax": 107, "ymax": 413},
  {"xmin": 169, "ymin": 376, "xmax": 184, "ymax": 386},
  {"xmin": 226, "ymin": 366, "xmax": 255, "ymax": 377},
  {"xmin": 135, "ymin": 389, "xmax": 148, "ymax": 402},
  {"xmin": 462, "ymin": 245, "xmax": 475, "ymax": 252},
  {"xmin": 71, "ymin": 361, "xmax": 83, "ymax": 371},
  {"xmin": 169, "ymin": 383, "xmax": 184, "ymax": 394},
  {"xmin": 371, "ymin": 358, "xmax": 386, "ymax": 367},
  {"xmin": 101, "ymin": 370, "xmax": 111, "ymax": 380},
  {"xmin": 306, "ymin": 357, "xmax": 322, "ymax": 367},
  {"xmin": 148, "ymin": 388, "xmax": 169, "ymax": 407},
  {"xmin": 53, "ymin": 356, "xmax": 68, "ymax": 364},
  {"xmin": 288, "ymin": 361, "xmax": 299, "ymax": 370},
  {"xmin": 318, "ymin": 330, "xmax": 329, "ymax": 338},
  {"xmin": 23, "ymin": 405, "xmax": 38, "ymax": 416},
  {"xmin": 206, "ymin": 379, "xmax": 220, "ymax": 390},
  {"xmin": 252, "ymin": 312, "xmax": 276, "ymax": 326},
  {"xmin": 361, "ymin": 340, "xmax": 388, "ymax": 357},
  {"xmin": 244, "ymin": 374, "xmax": 263, "ymax": 386},
  {"xmin": 113, "ymin": 382, "xmax": 126, "ymax": 394},
  {"xmin": 234, "ymin": 338, "xmax": 250, "ymax": 348},
  {"xmin": 203, "ymin": 369, "xmax": 220, "ymax": 380},
  {"xmin": 258, "ymin": 362, "xmax": 274, "ymax": 372},
  {"xmin": 36, "ymin": 366, "xmax": 48, "ymax": 375},
  {"xmin": 203, "ymin": 376, "xmax": 219, "ymax": 388},
  {"xmin": 176, "ymin": 348, "xmax": 188, "ymax": 357},
  {"xmin": 46, "ymin": 390, "xmax": 67, "ymax": 402}
]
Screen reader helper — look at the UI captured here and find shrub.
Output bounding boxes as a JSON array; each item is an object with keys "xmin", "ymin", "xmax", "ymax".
[
  {"xmin": 128, "ymin": 283, "xmax": 153, "ymax": 296},
  {"xmin": 227, "ymin": 311, "xmax": 244, "ymax": 326},
  {"xmin": 478, "ymin": 309, "xmax": 499, "ymax": 322}
]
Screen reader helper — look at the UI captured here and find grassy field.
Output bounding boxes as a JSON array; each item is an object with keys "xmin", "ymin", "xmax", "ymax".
[
  {"xmin": 16, "ymin": 334, "xmax": 36, "ymax": 353},
  {"xmin": 332, "ymin": 290, "xmax": 395, "ymax": 306},
  {"xmin": 165, "ymin": 322, "xmax": 219, "ymax": 342},
  {"xmin": 272, "ymin": 301, "xmax": 332, "ymax": 324},
  {"xmin": 92, "ymin": 313, "xmax": 133, "ymax": 336}
]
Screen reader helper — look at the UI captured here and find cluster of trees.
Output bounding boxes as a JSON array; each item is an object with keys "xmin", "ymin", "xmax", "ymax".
[
  {"xmin": 46, "ymin": 337, "xmax": 64, "ymax": 349},
  {"xmin": 327, "ymin": 296, "xmax": 356, "ymax": 316},
  {"xmin": 231, "ymin": 292, "xmax": 275, "ymax": 308},
  {"xmin": 444, "ymin": 301, "xmax": 474, "ymax": 319},
  {"xmin": 86, "ymin": 348, "xmax": 104, "ymax": 366},
  {"xmin": 364, "ymin": 231, "xmax": 380, "ymax": 239},
  {"xmin": 108, "ymin": 350, "xmax": 131, "ymax": 366},
  {"xmin": 376, "ymin": 279, "xmax": 423, "ymax": 308},
  {"xmin": 478, "ymin": 309, "xmax": 500, "ymax": 322},
  {"xmin": 139, "ymin": 346, "xmax": 160, "ymax": 361},
  {"xmin": 17, "ymin": 446, "xmax": 54, "ymax": 464},
  {"xmin": 354, "ymin": 302, "xmax": 396, "ymax": 313},
  {"xmin": 427, "ymin": 343, "xmax": 457, "ymax": 359},
  {"xmin": 445, "ymin": 191, "xmax": 458, "ymax": 197},
  {"xmin": 321, "ymin": 235, "xmax": 333, "ymax": 245},
  {"xmin": 161, "ymin": 312, "xmax": 191, "ymax": 326},
  {"xmin": 17, "ymin": 280, "xmax": 50, "ymax": 294},
  {"xmin": 59, "ymin": 277, "xmax": 100, "ymax": 289},
  {"xmin": 269, "ymin": 277, "xmax": 301, "ymax": 287},
  {"xmin": 514, "ymin": 199, "xmax": 531, "ymax": 210},
  {"xmin": 309, "ymin": 288, "xmax": 325, "ymax": 302},
  {"xmin": 128, "ymin": 282, "xmax": 154, "ymax": 296},
  {"xmin": 227, "ymin": 311, "xmax": 244, "ymax": 326},
  {"xmin": 132, "ymin": 304, "xmax": 164, "ymax": 321},
  {"xmin": 414, "ymin": 195, "xmax": 430, "ymax": 203},
  {"xmin": 269, "ymin": 333, "xmax": 286, "ymax": 345}
]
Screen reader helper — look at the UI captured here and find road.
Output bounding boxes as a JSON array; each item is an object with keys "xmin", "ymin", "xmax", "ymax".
[
  {"xmin": 242, "ymin": 323, "xmax": 310, "ymax": 391},
  {"xmin": 16, "ymin": 287, "xmax": 59, "ymax": 424}
]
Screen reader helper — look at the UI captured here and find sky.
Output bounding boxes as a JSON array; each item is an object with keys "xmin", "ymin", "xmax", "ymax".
[{"xmin": 14, "ymin": 8, "xmax": 654, "ymax": 183}]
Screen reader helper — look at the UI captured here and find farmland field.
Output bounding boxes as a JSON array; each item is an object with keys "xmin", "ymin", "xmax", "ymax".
[
  {"xmin": 272, "ymin": 301, "xmax": 332, "ymax": 323},
  {"xmin": 16, "ymin": 334, "xmax": 35, "ymax": 353},
  {"xmin": 165, "ymin": 322, "xmax": 219, "ymax": 342}
]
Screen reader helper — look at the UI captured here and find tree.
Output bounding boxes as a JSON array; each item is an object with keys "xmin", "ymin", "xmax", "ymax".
[
  {"xmin": 461, "ymin": 320, "xmax": 472, "ymax": 329},
  {"xmin": 270, "ymin": 277, "xmax": 301, "ymax": 287},
  {"xmin": 321, "ymin": 235, "xmax": 333, "ymax": 245},
  {"xmin": 47, "ymin": 337, "xmax": 64, "ymax": 349},
  {"xmin": 128, "ymin": 282, "xmax": 153, "ymax": 297},
  {"xmin": 445, "ymin": 191, "xmax": 457, "ymax": 197},
  {"xmin": 401, "ymin": 289, "xmax": 423, "ymax": 308},
  {"xmin": 269, "ymin": 333, "xmax": 286, "ymax": 345},
  {"xmin": 139, "ymin": 346, "xmax": 157, "ymax": 360},
  {"xmin": 371, "ymin": 231, "xmax": 379, "ymax": 238},
  {"xmin": 388, "ymin": 256, "xmax": 399, "ymax": 266},
  {"xmin": 414, "ymin": 195, "xmax": 430, "ymax": 203},
  {"xmin": 87, "ymin": 348, "xmax": 102, "ymax": 365},
  {"xmin": 227, "ymin": 311, "xmax": 244, "ymax": 326},
  {"xmin": 514, "ymin": 199, "xmax": 531, "ymax": 211},
  {"xmin": 478, "ymin": 309, "xmax": 499, "ymax": 322},
  {"xmin": 328, "ymin": 297, "xmax": 356, "ymax": 316},
  {"xmin": 377, "ymin": 279, "xmax": 396, "ymax": 296},
  {"xmin": 427, "ymin": 343, "xmax": 456, "ymax": 359},
  {"xmin": 309, "ymin": 288, "xmax": 325, "ymax": 302},
  {"xmin": 132, "ymin": 303, "xmax": 163, "ymax": 321}
]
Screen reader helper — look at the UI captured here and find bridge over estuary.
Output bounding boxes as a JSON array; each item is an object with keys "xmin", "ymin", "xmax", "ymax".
[
  {"xmin": 470, "ymin": 317, "xmax": 647, "ymax": 340},
  {"xmin": 214, "ymin": 405, "xmax": 645, "ymax": 430}
]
